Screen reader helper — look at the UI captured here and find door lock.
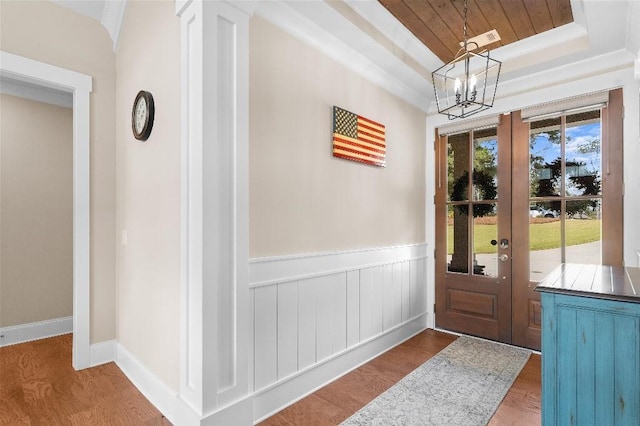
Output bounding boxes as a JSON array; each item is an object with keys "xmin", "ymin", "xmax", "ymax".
[
  {"xmin": 491, "ymin": 239, "xmax": 509, "ymax": 249},
  {"xmin": 499, "ymin": 254, "xmax": 509, "ymax": 262}
]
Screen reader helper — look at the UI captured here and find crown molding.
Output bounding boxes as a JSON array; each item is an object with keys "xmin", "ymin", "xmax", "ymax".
[
  {"xmin": 495, "ymin": 23, "xmax": 589, "ymax": 76},
  {"xmin": 341, "ymin": 0, "xmax": 440, "ymax": 74},
  {"xmin": 101, "ymin": 0, "xmax": 127, "ymax": 52},
  {"xmin": 497, "ymin": 49, "xmax": 635, "ymax": 100}
]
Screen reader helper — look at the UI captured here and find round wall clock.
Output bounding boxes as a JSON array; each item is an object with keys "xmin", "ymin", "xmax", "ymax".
[{"xmin": 132, "ymin": 90, "xmax": 155, "ymax": 141}]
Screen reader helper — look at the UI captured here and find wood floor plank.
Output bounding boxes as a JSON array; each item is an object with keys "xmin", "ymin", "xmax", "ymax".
[
  {"xmin": 489, "ymin": 353, "xmax": 541, "ymax": 425},
  {"xmin": 1, "ymin": 330, "xmax": 540, "ymax": 425},
  {"xmin": 0, "ymin": 335, "xmax": 169, "ymax": 425},
  {"xmin": 260, "ymin": 329, "xmax": 541, "ymax": 425}
]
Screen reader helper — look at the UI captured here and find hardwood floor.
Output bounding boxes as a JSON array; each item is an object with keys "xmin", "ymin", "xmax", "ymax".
[
  {"xmin": 260, "ymin": 329, "xmax": 541, "ymax": 426},
  {"xmin": 0, "ymin": 330, "xmax": 540, "ymax": 425},
  {"xmin": 0, "ymin": 334, "xmax": 169, "ymax": 425}
]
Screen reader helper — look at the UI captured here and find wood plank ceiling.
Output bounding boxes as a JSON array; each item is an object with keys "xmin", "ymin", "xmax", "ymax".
[{"xmin": 378, "ymin": 0, "xmax": 573, "ymax": 62}]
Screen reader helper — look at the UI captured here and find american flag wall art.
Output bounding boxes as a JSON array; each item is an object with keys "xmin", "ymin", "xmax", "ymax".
[{"xmin": 332, "ymin": 106, "xmax": 386, "ymax": 167}]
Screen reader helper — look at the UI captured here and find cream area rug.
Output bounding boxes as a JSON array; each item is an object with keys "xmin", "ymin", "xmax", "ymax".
[{"xmin": 340, "ymin": 336, "xmax": 531, "ymax": 426}]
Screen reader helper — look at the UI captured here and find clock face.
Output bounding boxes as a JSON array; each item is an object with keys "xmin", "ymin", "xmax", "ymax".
[
  {"xmin": 132, "ymin": 91, "xmax": 154, "ymax": 141},
  {"xmin": 135, "ymin": 97, "xmax": 147, "ymax": 133}
]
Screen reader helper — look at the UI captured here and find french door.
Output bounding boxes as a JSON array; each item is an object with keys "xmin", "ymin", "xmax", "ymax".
[{"xmin": 434, "ymin": 89, "xmax": 623, "ymax": 350}]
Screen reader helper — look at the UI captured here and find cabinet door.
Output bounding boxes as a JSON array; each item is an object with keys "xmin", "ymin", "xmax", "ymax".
[{"xmin": 541, "ymin": 293, "xmax": 640, "ymax": 425}]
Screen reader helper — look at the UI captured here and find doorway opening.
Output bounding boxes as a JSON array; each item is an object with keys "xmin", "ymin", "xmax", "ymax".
[
  {"xmin": 1, "ymin": 91, "xmax": 73, "ymax": 349},
  {"xmin": 0, "ymin": 51, "xmax": 92, "ymax": 369}
]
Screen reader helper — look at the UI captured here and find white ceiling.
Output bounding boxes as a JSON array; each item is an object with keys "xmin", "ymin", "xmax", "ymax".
[{"xmin": 50, "ymin": 0, "xmax": 640, "ymax": 113}]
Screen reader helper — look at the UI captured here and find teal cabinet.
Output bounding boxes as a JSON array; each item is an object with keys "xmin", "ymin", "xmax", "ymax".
[{"xmin": 537, "ymin": 264, "xmax": 640, "ymax": 426}]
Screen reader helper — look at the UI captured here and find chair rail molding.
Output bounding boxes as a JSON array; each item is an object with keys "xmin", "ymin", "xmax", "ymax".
[
  {"xmin": 176, "ymin": 1, "xmax": 253, "ymax": 424},
  {"xmin": 249, "ymin": 243, "xmax": 429, "ymax": 287}
]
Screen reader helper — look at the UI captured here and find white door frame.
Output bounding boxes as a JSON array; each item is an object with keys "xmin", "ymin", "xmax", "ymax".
[{"xmin": 0, "ymin": 51, "xmax": 92, "ymax": 370}]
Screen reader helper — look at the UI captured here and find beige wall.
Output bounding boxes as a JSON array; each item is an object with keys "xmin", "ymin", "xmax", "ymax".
[
  {"xmin": 0, "ymin": 1, "xmax": 116, "ymax": 343},
  {"xmin": 115, "ymin": 0, "xmax": 181, "ymax": 390},
  {"xmin": 0, "ymin": 94, "xmax": 73, "ymax": 327},
  {"xmin": 249, "ymin": 17, "xmax": 427, "ymax": 258}
]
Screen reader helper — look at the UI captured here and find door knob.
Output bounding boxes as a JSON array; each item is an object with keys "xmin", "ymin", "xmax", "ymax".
[{"xmin": 499, "ymin": 254, "xmax": 509, "ymax": 262}]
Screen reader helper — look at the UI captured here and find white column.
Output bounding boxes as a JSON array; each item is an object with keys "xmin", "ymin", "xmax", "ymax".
[{"xmin": 176, "ymin": 0, "xmax": 252, "ymax": 422}]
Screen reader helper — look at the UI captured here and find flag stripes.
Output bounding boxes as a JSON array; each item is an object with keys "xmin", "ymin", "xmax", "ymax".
[
  {"xmin": 332, "ymin": 106, "xmax": 386, "ymax": 167},
  {"xmin": 334, "ymin": 144, "xmax": 384, "ymax": 161},
  {"xmin": 333, "ymin": 135, "xmax": 385, "ymax": 155}
]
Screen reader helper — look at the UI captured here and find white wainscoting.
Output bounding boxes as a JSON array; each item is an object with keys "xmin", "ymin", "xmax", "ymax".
[{"xmin": 250, "ymin": 243, "xmax": 429, "ymax": 421}]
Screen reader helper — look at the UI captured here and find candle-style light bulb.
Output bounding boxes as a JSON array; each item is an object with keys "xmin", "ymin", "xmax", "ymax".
[
  {"xmin": 469, "ymin": 74, "xmax": 477, "ymax": 93},
  {"xmin": 469, "ymin": 74, "xmax": 478, "ymax": 102},
  {"xmin": 454, "ymin": 77, "xmax": 461, "ymax": 95}
]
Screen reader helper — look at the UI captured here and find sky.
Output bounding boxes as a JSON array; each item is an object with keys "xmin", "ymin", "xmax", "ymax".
[
  {"xmin": 531, "ymin": 120, "xmax": 601, "ymax": 196},
  {"xmin": 531, "ymin": 121, "xmax": 601, "ymax": 172}
]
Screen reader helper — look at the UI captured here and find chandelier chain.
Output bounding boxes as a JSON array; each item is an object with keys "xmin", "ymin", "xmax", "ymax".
[{"xmin": 462, "ymin": 0, "xmax": 468, "ymax": 48}]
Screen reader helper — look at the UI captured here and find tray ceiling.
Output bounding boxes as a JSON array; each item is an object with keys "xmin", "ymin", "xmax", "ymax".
[{"xmin": 378, "ymin": 0, "xmax": 573, "ymax": 62}]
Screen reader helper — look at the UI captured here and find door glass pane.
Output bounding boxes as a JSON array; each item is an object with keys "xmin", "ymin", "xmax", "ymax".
[
  {"xmin": 529, "ymin": 202, "xmax": 561, "ymax": 282},
  {"xmin": 448, "ymin": 204, "xmax": 469, "ymax": 274},
  {"xmin": 530, "ymin": 117, "xmax": 562, "ymax": 198},
  {"xmin": 565, "ymin": 110, "xmax": 601, "ymax": 197},
  {"xmin": 473, "ymin": 203, "xmax": 497, "ymax": 277},
  {"xmin": 448, "ymin": 132, "xmax": 470, "ymax": 202},
  {"xmin": 473, "ymin": 127, "xmax": 498, "ymax": 201},
  {"xmin": 565, "ymin": 199, "xmax": 601, "ymax": 264},
  {"xmin": 528, "ymin": 112, "xmax": 603, "ymax": 282}
]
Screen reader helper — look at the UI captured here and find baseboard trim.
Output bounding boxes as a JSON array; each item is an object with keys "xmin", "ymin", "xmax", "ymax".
[
  {"xmin": 108, "ymin": 316, "xmax": 427, "ymax": 425},
  {"xmin": 90, "ymin": 339, "xmax": 116, "ymax": 367},
  {"xmin": 202, "ymin": 395, "xmax": 253, "ymax": 426},
  {"xmin": 252, "ymin": 314, "xmax": 428, "ymax": 423},
  {"xmin": 0, "ymin": 316, "xmax": 72, "ymax": 347},
  {"xmin": 115, "ymin": 344, "xmax": 200, "ymax": 425},
  {"xmin": 115, "ymin": 343, "xmax": 255, "ymax": 425}
]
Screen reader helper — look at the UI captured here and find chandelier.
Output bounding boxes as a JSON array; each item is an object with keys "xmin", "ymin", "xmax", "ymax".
[{"xmin": 431, "ymin": 0, "xmax": 502, "ymax": 120}]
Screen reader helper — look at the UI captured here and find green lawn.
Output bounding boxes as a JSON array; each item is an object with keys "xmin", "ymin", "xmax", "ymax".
[{"xmin": 447, "ymin": 219, "xmax": 601, "ymax": 254}]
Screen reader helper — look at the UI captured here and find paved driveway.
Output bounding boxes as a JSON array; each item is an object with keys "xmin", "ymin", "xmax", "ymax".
[{"xmin": 473, "ymin": 241, "xmax": 601, "ymax": 281}]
